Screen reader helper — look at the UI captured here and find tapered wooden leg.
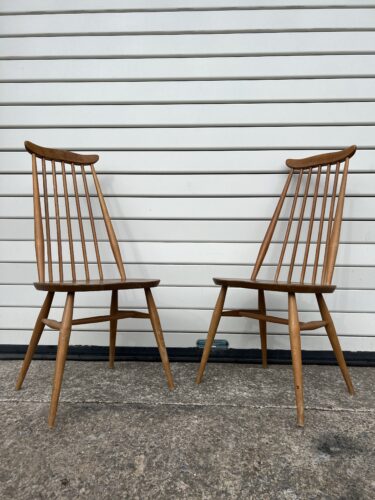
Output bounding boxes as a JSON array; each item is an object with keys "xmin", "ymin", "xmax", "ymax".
[
  {"xmin": 109, "ymin": 290, "xmax": 118, "ymax": 368},
  {"xmin": 258, "ymin": 289, "xmax": 268, "ymax": 368},
  {"xmin": 16, "ymin": 292, "xmax": 54, "ymax": 390},
  {"xmin": 316, "ymin": 293, "xmax": 354, "ymax": 395},
  {"xmin": 196, "ymin": 286, "xmax": 227, "ymax": 384},
  {"xmin": 145, "ymin": 288, "xmax": 174, "ymax": 390},
  {"xmin": 48, "ymin": 292, "xmax": 74, "ymax": 428},
  {"xmin": 288, "ymin": 293, "xmax": 304, "ymax": 427}
]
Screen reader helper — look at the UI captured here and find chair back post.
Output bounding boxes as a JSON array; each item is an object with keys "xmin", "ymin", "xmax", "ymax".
[
  {"xmin": 31, "ymin": 152, "xmax": 45, "ymax": 282},
  {"xmin": 323, "ymin": 157, "xmax": 350, "ymax": 284}
]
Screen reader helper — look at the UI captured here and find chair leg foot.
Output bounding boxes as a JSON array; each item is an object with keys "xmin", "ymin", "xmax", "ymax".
[
  {"xmin": 145, "ymin": 288, "xmax": 174, "ymax": 390},
  {"xmin": 316, "ymin": 293, "xmax": 354, "ymax": 395},
  {"xmin": 48, "ymin": 292, "xmax": 74, "ymax": 428},
  {"xmin": 258, "ymin": 289, "xmax": 268, "ymax": 368},
  {"xmin": 16, "ymin": 292, "xmax": 54, "ymax": 390},
  {"xmin": 288, "ymin": 293, "xmax": 304, "ymax": 427},
  {"xmin": 109, "ymin": 290, "xmax": 118, "ymax": 369},
  {"xmin": 196, "ymin": 286, "xmax": 227, "ymax": 384}
]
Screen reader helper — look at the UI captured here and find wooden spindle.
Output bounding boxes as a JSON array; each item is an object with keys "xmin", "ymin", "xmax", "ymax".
[
  {"xmin": 91, "ymin": 165, "xmax": 126, "ymax": 280},
  {"xmin": 81, "ymin": 166, "xmax": 103, "ymax": 280},
  {"xmin": 251, "ymin": 171, "xmax": 293, "ymax": 280},
  {"xmin": 32, "ymin": 154, "xmax": 45, "ymax": 282},
  {"xmin": 61, "ymin": 161, "xmax": 76, "ymax": 281},
  {"xmin": 41, "ymin": 158, "xmax": 53, "ymax": 281},
  {"xmin": 312, "ymin": 164, "xmax": 331, "ymax": 284},
  {"xmin": 71, "ymin": 164, "xmax": 90, "ymax": 281},
  {"xmin": 300, "ymin": 166, "xmax": 321, "ymax": 283},
  {"xmin": 274, "ymin": 170, "xmax": 303, "ymax": 281},
  {"xmin": 324, "ymin": 158, "xmax": 350, "ymax": 284},
  {"xmin": 287, "ymin": 169, "xmax": 312, "ymax": 282},
  {"xmin": 51, "ymin": 160, "xmax": 63, "ymax": 281},
  {"xmin": 322, "ymin": 162, "xmax": 340, "ymax": 283}
]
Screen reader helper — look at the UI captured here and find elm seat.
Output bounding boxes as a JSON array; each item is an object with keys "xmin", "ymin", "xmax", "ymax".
[
  {"xmin": 34, "ymin": 278, "xmax": 160, "ymax": 292},
  {"xmin": 213, "ymin": 278, "xmax": 335, "ymax": 294}
]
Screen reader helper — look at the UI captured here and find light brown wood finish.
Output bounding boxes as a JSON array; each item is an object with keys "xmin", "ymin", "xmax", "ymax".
[
  {"xmin": 41, "ymin": 157, "xmax": 53, "ymax": 281},
  {"xmin": 300, "ymin": 166, "xmax": 321, "ymax": 283},
  {"xmin": 251, "ymin": 171, "xmax": 293, "ymax": 281},
  {"xmin": 15, "ymin": 292, "xmax": 54, "ymax": 390},
  {"xmin": 61, "ymin": 161, "xmax": 76, "ymax": 281},
  {"xmin": 18, "ymin": 141, "xmax": 174, "ymax": 426},
  {"xmin": 32, "ymin": 153, "xmax": 45, "ymax": 282},
  {"xmin": 109, "ymin": 290, "xmax": 118, "ymax": 368},
  {"xmin": 316, "ymin": 293, "xmax": 354, "ymax": 394},
  {"xmin": 274, "ymin": 170, "xmax": 302, "ymax": 281},
  {"xmin": 51, "ymin": 160, "xmax": 63, "ymax": 281},
  {"xmin": 288, "ymin": 293, "xmax": 304, "ymax": 427},
  {"xmin": 91, "ymin": 165, "xmax": 126, "ymax": 280},
  {"xmin": 197, "ymin": 146, "xmax": 356, "ymax": 426},
  {"xmin": 258, "ymin": 289, "xmax": 267, "ymax": 368},
  {"xmin": 48, "ymin": 292, "xmax": 74, "ymax": 428},
  {"xmin": 287, "ymin": 169, "xmax": 312, "ymax": 282},
  {"xmin": 322, "ymin": 162, "xmax": 341, "ymax": 283},
  {"xmin": 196, "ymin": 286, "xmax": 227, "ymax": 384},
  {"xmin": 71, "ymin": 163, "xmax": 90, "ymax": 280},
  {"xmin": 312, "ymin": 165, "xmax": 330, "ymax": 284},
  {"xmin": 81, "ymin": 165, "xmax": 103, "ymax": 280},
  {"xmin": 324, "ymin": 158, "xmax": 350, "ymax": 284},
  {"xmin": 145, "ymin": 288, "xmax": 174, "ymax": 390}
]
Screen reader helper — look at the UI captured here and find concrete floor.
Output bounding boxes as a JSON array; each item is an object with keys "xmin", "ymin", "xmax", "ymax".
[{"xmin": 0, "ymin": 361, "xmax": 374, "ymax": 499}]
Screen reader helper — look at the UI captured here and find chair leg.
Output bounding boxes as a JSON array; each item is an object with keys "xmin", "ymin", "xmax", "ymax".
[
  {"xmin": 16, "ymin": 292, "xmax": 54, "ymax": 390},
  {"xmin": 316, "ymin": 293, "xmax": 354, "ymax": 395},
  {"xmin": 288, "ymin": 293, "xmax": 304, "ymax": 427},
  {"xmin": 145, "ymin": 288, "xmax": 174, "ymax": 390},
  {"xmin": 196, "ymin": 286, "xmax": 227, "ymax": 384},
  {"xmin": 109, "ymin": 290, "xmax": 118, "ymax": 368},
  {"xmin": 258, "ymin": 289, "xmax": 268, "ymax": 368},
  {"xmin": 48, "ymin": 292, "xmax": 74, "ymax": 428}
]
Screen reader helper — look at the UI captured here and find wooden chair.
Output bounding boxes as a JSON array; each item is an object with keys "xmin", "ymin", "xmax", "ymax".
[
  {"xmin": 16, "ymin": 141, "xmax": 174, "ymax": 427},
  {"xmin": 196, "ymin": 146, "xmax": 357, "ymax": 426}
]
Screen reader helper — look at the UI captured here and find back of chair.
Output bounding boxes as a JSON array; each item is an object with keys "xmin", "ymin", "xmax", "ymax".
[
  {"xmin": 25, "ymin": 141, "xmax": 126, "ymax": 282},
  {"xmin": 251, "ymin": 146, "xmax": 357, "ymax": 285}
]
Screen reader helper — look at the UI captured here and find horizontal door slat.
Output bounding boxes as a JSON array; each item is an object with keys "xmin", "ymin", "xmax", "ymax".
[
  {"xmin": 0, "ymin": 219, "xmax": 372, "ymax": 243},
  {"xmin": 1, "ymin": 102, "xmax": 374, "ymax": 127},
  {"xmin": 2, "ymin": 32, "xmax": 375, "ymax": 58},
  {"xmin": 2, "ymin": 55, "xmax": 375, "ymax": 81},
  {"xmin": 1, "ymin": 79, "xmax": 374, "ymax": 104},
  {"xmin": 0, "ymin": 126, "xmax": 372, "ymax": 149},
  {"xmin": 1, "ymin": 10, "xmax": 374, "ymax": 37},
  {"xmin": 0, "ymin": 196, "xmax": 372, "ymax": 219}
]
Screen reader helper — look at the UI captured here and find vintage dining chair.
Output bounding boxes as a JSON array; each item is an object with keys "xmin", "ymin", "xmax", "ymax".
[
  {"xmin": 196, "ymin": 146, "xmax": 356, "ymax": 426},
  {"xmin": 16, "ymin": 141, "xmax": 174, "ymax": 427}
]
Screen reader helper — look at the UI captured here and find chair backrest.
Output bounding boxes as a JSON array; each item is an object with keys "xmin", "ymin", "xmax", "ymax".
[
  {"xmin": 25, "ymin": 141, "xmax": 126, "ymax": 282},
  {"xmin": 251, "ymin": 145, "xmax": 357, "ymax": 285}
]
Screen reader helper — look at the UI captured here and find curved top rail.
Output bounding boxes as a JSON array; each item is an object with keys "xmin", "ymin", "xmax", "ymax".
[
  {"xmin": 286, "ymin": 145, "xmax": 356, "ymax": 170},
  {"xmin": 24, "ymin": 141, "xmax": 99, "ymax": 165}
]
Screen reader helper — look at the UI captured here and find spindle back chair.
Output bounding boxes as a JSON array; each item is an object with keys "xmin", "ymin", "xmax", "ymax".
[
  {"xmin": 16, "ymin": 141, "xmax": 174, "ymax": 427},
  {"xmin": 196, "ymin": 146, "xmax": 357, "ymax": 426}
]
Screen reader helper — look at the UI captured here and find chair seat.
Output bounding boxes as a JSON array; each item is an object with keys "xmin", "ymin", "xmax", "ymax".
[
  {"xmin": 213, "ymin": 277, "xmax": 335, "ymax": 294},
  {"xmin": 34, "ymin": 278, "xmax": 160, "ymax": 292}
]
